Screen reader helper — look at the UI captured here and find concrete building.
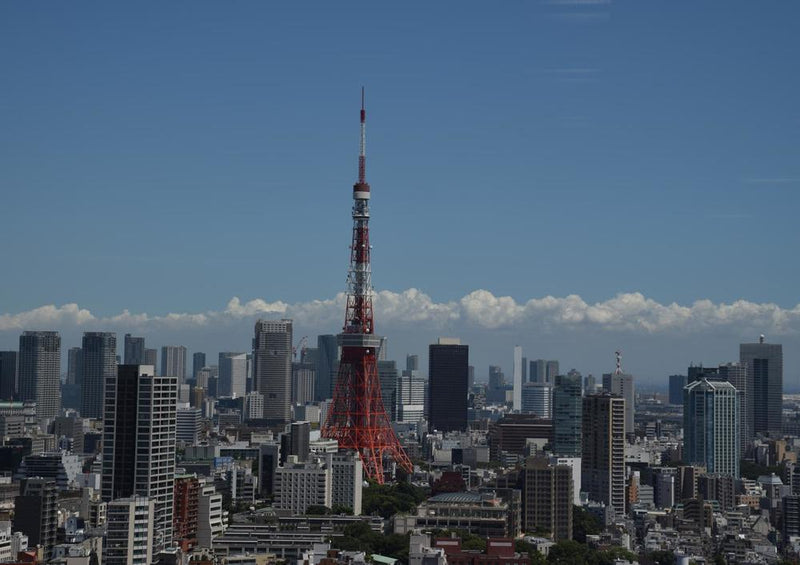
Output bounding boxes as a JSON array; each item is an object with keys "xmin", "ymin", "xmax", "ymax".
[
  {"xmin": 253, "ymin": 319, "xmax": 293, "ymax": 424},
  {"xmin": 523, "ymin": 457, "xmax": 573, "ymax": 541},
  {"xmin": 553, "ymin": 373, "xmax": 582, "ymax": 457},
  {"xmin": 512, "ymin": 346, "xmax": 523, "ymax": 412},
  {"xmin": 582, "ymin": 394, "xmax": 625, "ymax": 515},
  {"xmin": 0, "ymin": 351, "xmax": 18, "ymax": 401},
  {"xmin": 292, "ymin": 360, "xmax": 316, "ymax": 407},
  {"xmin": 274, "ymin": 455, "xmax": 332, "ymax": 514},
  {"xmin": 177, "ymin": 406, "xmax": 202, "ymax": 444},
  {"xmin": 397, "ymin": 373, "xmax": 426, "ymax": 423},
  {"xmin": 602, "ymin": 372, "xmax": 635, "ymax": 438},
  {"xmin": 197, "ymin": 480, "xmax": 225, "ymax": 548},
  {"xmin": 16, "ymin": 450, "xmax": 82, "ymax": 490},
  {"xmin": 105, "ymin": 496, "xmax": 154, "ymax": 565},
  {"xmin": 315, "ymin": 334, "xmax": 338, "ymax": 402},
  {"xmin": 488, "ymin": 414, "xmax": 553, "ymax": 461},
  {"xmin": 81, "ymin": 332, "xmax": 116, "ymax": 419},
  {"xmin": 12, "ymin": 478, "xmax": 57, "ymax": 561},
  {"xmin": 684, "ymin": 378, "xmax": 740, "ymax": 477},
  {"xmin": 18, "ymin": 331, "xmax": 61, "ymax": 420},
  {"xmin": 244, "ymin": 391, "xmax": 264, "ymax": 421},
  {"xmin": 717, "ymin": 362, "xmax": 749, "ymax": 453},
  {"xmin": 52, "ymin": 414, "xmax": 84, "ymax": 454},
  {"xmin": 123, "ymin": 334, "xmax": 145, "ymax": 365},
  {"xmin": 192, "ymin": 352, "xmax": 206, "ymax": 381},
  {"xmin": 377, "ymin": 360, "xmax": 398, "ymax": 421},
  {"xmin": 161, "ymin": 345, "xmax": 187, "ymax": 381},
  {"xmin": 102, "ymin": 365, "xmax": 177, "ymax": 551},
  {"xmin": 529, "ymin": 359, "xmax": 559, "ymax": 385},
  {"xmin": 740, "ymin": 336, "xmax": 783, "ymax": 438},
  {"xmin": 520, "ymin": 383, "xmax": 552, "ymax": 418},
  {"xmin": 428, "ymin": 338, "xmax": 469, "ymax": 432},
  {"xmin": 144, "ymin": 348, "xmax": 157, "ymax": 372},
  {"xmin": 413, "ymin": 492, "xmax": 510, "ymax": 538},
  {"xmin": 219, "ymin": 352, "xmax": 247, "ymax": 398},
  {"xmin": 174, "ymin": 475, "xmax": 200, "ymax": 551},
  {"xmin": 331, "ymin": 450, "xmax": 363, "ymax": 515}
]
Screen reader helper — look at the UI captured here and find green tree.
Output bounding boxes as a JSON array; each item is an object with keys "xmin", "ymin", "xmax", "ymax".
[
  {"xmin": 547, "ymin": 540, "xmax": 589, "ymax": 565},
  {"xmin": 306, "ymin": 504, "xmax": 329, "ymax": 515},
  {"xmin": 572, "ymin": 505, "xmax": 602, "ymax": 543}
]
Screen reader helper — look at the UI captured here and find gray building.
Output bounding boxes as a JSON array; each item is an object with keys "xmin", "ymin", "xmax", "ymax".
[
  {"xmin": 13, "ymin": 477, "xmax": 58, "ymax": 561},
  {"xmin": 428, "ymin": 338, "xmax": 469, "ymax": 432},
  {"xmin": 684, "ymin": 378, "xmax": 740, "ymax": 478},
  {"xmin": 161, "ymin": 345, "xmax": 187, "ymax": 381},
  {"xmin": 668, "ymin": 374, "xmax": 686, "ymax": 405},
  {"xmin": 66, "ymin": 347, "xmax": 82, "ymax": 386},
  {"xmin": 740, "ymin": 335, "xmax": 782, "ymax": 438},
  {"xmin": 219, "ymin": 352, "xmax": 247, "ymax": 398},
  {"xmin": 602, "ymin": 372, "xmax": 635, "ymax": 438},
  {"xmin": 253, "ymin": 319, "xmax": 293, "ymax": 424},
  {"xmin": 553, "ymin": 373, "xmax": 582, "ymax": 457},
  {"xmin": 582, "ymin": 394, "xmax": 626, "ymax": 516},
  {"xmin": 377, "ymin": 359, "xmax": 399, "ymax": 421},
  {"xmin": 291, "ymin": 361, "xmax": 316, "ymax": 406},
  {"xmin": 0, "ymin": 351, "xmax": 17, "ymax": 401},
  {"xmin": 123, "ymin": 334, "xmax": 145, "ymax": 365},
  {"xmin": 192, "ymin": 352, "xmax": 206, "ymax": 381},
  {"xmin": 19, "ymin": 331, "xmax": 61, "ymax": 420},
  {"xmin": 530, "ymin": 359, "xmax": 559, "ymax": 385},
  {"xmin": 81, "ymin": 332, "xmax": 117, "ymax": 420},
  {"xmin": 315, "ymin": 334, "xmax": 338, "ymax": 402},
  {"xmin": 717, "ymin": 362, "xmax": 749, "ymax": 453},
  {"xmin": 144, "ymin": 348, "xmax": 157, "ymax": 372}
]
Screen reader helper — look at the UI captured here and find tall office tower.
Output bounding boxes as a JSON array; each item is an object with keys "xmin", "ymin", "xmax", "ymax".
[
  {"xmin": 291, "ymin": 360, "xmax": 316, "ymax": 406},
  {"xmin": 13, "ymin": 478, "xmax": 57, "ymax": 561},
  {"xmin": 104, "ymin": 496, "xmax": 154, "ymax": 565},
  {"xmin": 176, "ymin": 406, "xmax": 202, "ymax": 444},
  {"xmin": 487, "ymin": 365, "xmax": 506, "ymax": 403},
  {"xmin": 512, "ymin": 346, "xmax": 523, "ymax": 411},
  {"xmin": 740, "ymin": 335, "xmax": 783, "ymax": 438},
  {"xmin": 102, "ymin": 365, "xmax": 177, "ymax": 550},
  {"xmin": 584, "ymin": 374, "xmax": 597, "ymax": 394},
  {"xmin": 404, "ymin": 354, "xmax": 419, "ymax": 376},
  {"xmin": 397, "ymin": 373, "xmax": 426, "ymax": 423},
  {"xmin": 602, "ymin": 353, "xmax": 635, "ymax": 438},
  {"xmin": 253, "ymin": 319, "xmax": 293, "ymax": 424},
  {"xmin": 287, "ymin": 420, "xmax": 311, "ymax": 462},
  {"xmin": 52, "ymin": 414, "xmax": 84, "ymax": 454},
  {"xmin": 717, "ymin": 362, "xmax": 749, "ymax": 454},
  {"xmin": 244, "ymin": 391, "xmax": 264, "ymax": 420},
  {"xmin": 218, "ymin": 352, "xmax": 247, "ymax": 398},
  {"xmin": 331, "ymin": 451, "xmax": 364, "ymax": 515},
  {"xmin": 66, "ymin": 347, "xmax": 82, "ymax": 386},
  {"xmin": 377, "ymin": 360, "xmax": 399, "ymax": 421},
  {"xmin": 553, "ymin": 373, "xmax": 583, "ymax": 457},
  {"xmin": 192, "ymin": 352, "xmax": 206, "ymax": 381},
  {"xmin": 0, "ymin": 351, "xmax": 17, "ymax": 400},
  {"xmin": 144, "ymin": 348, "xmax": 157, "ymax": 372},
  {"xmin": 523, "ymin": 457, "xmax": 574, "ymax": 541},
  {"xmin": 468, "ymin": 365, "xmax": 475, "ymax": 389},
  {"xmin": 80, "ymin": 332, "xmax": 116, "ymax": 420},
  {"xmin": 521, "ymin": 357, "xmax": 527, "ymax": 383},
  {"xmin": 18, "ymin": 331, "xmax": 61, "ymax": 419},
  {"xmin": 123, "ymin": 334, "xmax": 145, "ymax": 365},
  {"xmin": 668, "ymin": 374, "xmax": 687, "ymax": 405},
  {"xmin": 546, "ymin": 361, "xmax": 559, "ymax": 384},
  {"xmin": 521, "ymin": 383, "xmax": 552, "ymax": 418},
  {"xmin": 428, "ymin": 338, "xmax": 469, "ymax": 432},
  {"xmin": 684, "ymin": 378, "xmax": 740, "ymax": 478},
  {"xmin": 530, "ymin": 360, "xmax": 545, "ymax": 384},
  {"xmin": 315, "ymin": 335, "xmax": 338, "ymax": 402},
  {"xmin": 582, "ymin": 394, "xmax": 626, "ymax": 516},
  {"xmin": 161, "ymin": 345, "xmax": 187, "ymax": 381}
]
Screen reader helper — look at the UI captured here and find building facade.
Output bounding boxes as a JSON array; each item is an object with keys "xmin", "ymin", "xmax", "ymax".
[
  {"xmin": 740, "ymin": 336, "xmax": 782, "ymax": 438},
  {"xmin": 428, "ymin": 338, "xmax": 469, "ymax": 432},
  {"xmin": 161, "ymin": 345, "xmax": 187, "ymax": 381},
  {"xmin": 582, "ymin": 394, "xmax": 626, "ymax": 516},
  {"xmin": 105, "ymin": 496, "xmax": 154, "ymax": 565},
  {"xmin": 553, "ymin": 373, "xmax": 582, "ymax": 457},
  {"xmin": 253, "ymin": 319, "xmax": 293, "ymax": 424},
  {"xmin": 18, "ymin": 331, "xmax": 61, "ymax": 420},
  {"xmin": 684, "ymin": 377, "xmax": 740, "ymax": 478},
  {"xmin": 523, "ymin": 457, "xmax": 573, "ymax": 541},
  {"xmin": 81, "ymin": 332, "xmax": 117, "ymax": 420}
]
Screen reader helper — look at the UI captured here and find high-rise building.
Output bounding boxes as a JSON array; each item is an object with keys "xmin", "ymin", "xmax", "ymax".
[
  {"xmin": 66, "ymin": 347, "xmax": 81, "ymax": 386},
  {"xmin": 740, "ymin": 336, "xmax": 782, "ymax": 438},
  {"xmin": 144, "ymin": 348, "xmax": 157, "ymax": 372},
  {"xmin": 521, "ymin": 383, "xmax": 552, "ymax": 418},
  {"xmin": 286, "ymin": 421, "xmax": 311, "ymax": 462},
  {"xmin": 684, "ymin": 378, "xmax": 740, "ymax": 478},
  {"xmin": 0, "ymin": 351, "xmax": 17, "ymax": 401},
  {"xmin": 12, "ymin": 478, "xmax": 57, "ymax": 561},
  {"xmin": 523, "ymin": 457, "xmax": 573, "ymax": 541},
  {"xmin": 161, "ymin": 345, "xmax": 187, "ymax": 381},
  {"xmin": 244, "ymin": 391, "xmax": 264, "ymax": 420},
  {"xmin": 81, "ymin": 332, "xmax": 116, "ymax": 420},
  {"xmin": 397, "ymin": 373, "xmax": 426, "ymax": 423},
  {"xmin": 512, "ymin": 346, "xmax": 523, "ymax": 411},
  {"xmin": 582, "ymin": 394, "xmax": 625, "ymax": 516},
  {"xmin": 530, "ymin": 359, "xmax": 559, "ymax": 385},
  {"xmin": 192, "ymin": 352, "xmax": 206, "ymax": 381},
  {"xmin": 274, "ymin": 455, "xmax": 332, "ymax": 514},
  {"xmin": 218, "ymin": 352, "xmax": 247, "ymax": 398},
  {"xmin": 123, "ymin": 334, "xmax": 145, "ymax": 365},
  {"xmin": 18, "ymin": 331, "xmax": 61, "ymax": 419},
  {"xmin": 104, "ymin": 496, "xmax": 154, "ymax": 565},
  {"xmin": 102, "ymin": 365, "xmax": 177, "ymax": 550},
  {"xmin": 602, "ymin": 372, "xmax": 635, "ymax": 438},
  {"xmin": 291, "ymin": 360, "xmax": 316, "ymax": 406},
  {"xmin": 553, "ymin": 373, "xmax": 582, "ymax": 457},
  {"xmin": 253, "ymin": 319, "xmax": 293, "ymax": 424},
  {"xmin": 717, "ymin": 362, "xmax": 749, "ymax": 453},
  {"xmin": 428, "ymin": 338, "xmax": 469, "ymax": 432},
  {"xmin": 668, "ymin": 374, "xmax": 687, "ymax": 405},
  {"xmin": 404, "ymin": 354, "xmax": 419, "ymax": 376},
  {"xmin": 331, "ymin": 450, "xmax": 363, "ymax": 515},
  {"xmin": 176, "ymin": 407, "xmax": 202, "ymax": 444},
  {"xmin": 377, "ymin": 360, "xmax": 398, "ymax": 421},
  {"xmin": 315, "ymin": 335, "xmax": 338, "ymax": 402}
]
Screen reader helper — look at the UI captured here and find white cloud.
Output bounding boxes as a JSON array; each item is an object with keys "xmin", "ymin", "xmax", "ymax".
[{"xmin": 1, "ymin": 290, "xmax": 799, "ymax": 336}]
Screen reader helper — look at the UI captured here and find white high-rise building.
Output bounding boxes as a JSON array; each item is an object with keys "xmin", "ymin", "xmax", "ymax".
[
  {"xmin": 177, "ymin": 406, "xmax": 202, "ymax": 444},
  {"xmin": 161, "ymin": 345, "xmax": 187, "ymax": 381},
  {"xmin": 684, "ymin": 378, "xmax": 740, "ymax": 477},
  {"xmin": 218, "ymin": 352, "xmax": 247, "ymax": 398},
  {"xmin": 397, "ymin": 374, "xmax": 426, "ymax": 423},
  {"xmin": 104, "ymin": 496, "xmax": 154, "ymax": 565},
  {"xmin": 244, "ymin": 391, "xmax": 264, "ymax": 420},
  {"xmin": 512, "ymin": 345, "xmax": 522, "ymax": 411},
  {"xmin": 102, "ymin": 365, "xmax": 177, "ymax": 551},
  {"xmin": 331, "ymin": 451, "xmax": 363, "ymax": 515},
  {"xmin": 521, "ymin": 383, "xmax": 552, "ymax": 419},
  {"xmin": 197, "ymin": 481, "xmax": 225, "ymax": 548}
]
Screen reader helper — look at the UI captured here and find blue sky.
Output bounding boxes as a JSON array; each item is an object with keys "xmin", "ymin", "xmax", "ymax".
[{"xmin": 1, "ymin": 2, "xmax": 799, "ymax": 386}]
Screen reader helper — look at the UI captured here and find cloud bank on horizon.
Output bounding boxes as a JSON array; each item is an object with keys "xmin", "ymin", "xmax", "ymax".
[{"xmin": 1, "ymin": 289, "xmax": 799, "ymax": 336}]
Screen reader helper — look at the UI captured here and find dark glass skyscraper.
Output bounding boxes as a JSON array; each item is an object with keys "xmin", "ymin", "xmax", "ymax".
[
  {"xmin": 192, "ymin": 352, "xmax": 206, "ymax": 381},
  {"xmin": 0, "ymin": 351, "xmax": 17, "ymax": 401},
  {"xmin": 553, "ymin": 373, "xmax": 582, "ymax": 457},
  {"xmin": 123, "ymin": 334, "xmax": 145, "ymax": 365},
  {"xmin": 81, "ymin": 332, "xmax": 117, "ymax": 420},
  {"xmin": 668, "ymin": 374, "xmax": 687, "ymax": 405},
  {"xmin": 428, "ymin": 338, "xmax": 469, "ymax": 432},
  {"xmin": 740, "ymin": 336, "xmax": 782, "ymax": 438},
  {"xmin": 252, "ymin": 319, "xmax": 293, "ymax": 424},
  {"xmin": 18, "ymin": 331, "xmax": 61, "ymax": 419}
]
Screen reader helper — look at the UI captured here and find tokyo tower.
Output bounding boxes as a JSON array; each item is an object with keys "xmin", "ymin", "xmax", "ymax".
[{"xmin": 321, "ymin": 90, "xmax": 413, "ymax": 483}]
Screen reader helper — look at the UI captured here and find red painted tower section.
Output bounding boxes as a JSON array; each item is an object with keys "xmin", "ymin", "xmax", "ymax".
[{"xmin": 322, "ymin": 90, "xmax": 413, "ymax": 483}]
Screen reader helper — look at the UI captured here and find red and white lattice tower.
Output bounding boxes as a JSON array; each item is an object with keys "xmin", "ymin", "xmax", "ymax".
[{"xmin": 321, "ymin": 89, "xmax": 413, "ymax": 483}]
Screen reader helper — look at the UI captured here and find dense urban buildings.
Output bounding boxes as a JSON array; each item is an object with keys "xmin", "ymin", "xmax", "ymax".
[
  {"xmin": 428, "ymin": 338, "xmax": 469, "ymax": 432},
  {"xmin": 253, "ymin": 319, "xmax": 293, "ymax": 424},
  {"xmin": 218, "ymin": 351, "xmax": 247, "ymax": 398},
  {"xmin": 18, "ymin": 331, "xmax": 61, "ymax": 419}
]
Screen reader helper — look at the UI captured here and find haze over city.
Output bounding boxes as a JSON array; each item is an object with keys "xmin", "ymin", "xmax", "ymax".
[{"xmin": 2, "ymin": 2, "xmax": 799, "ymax": 387}]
